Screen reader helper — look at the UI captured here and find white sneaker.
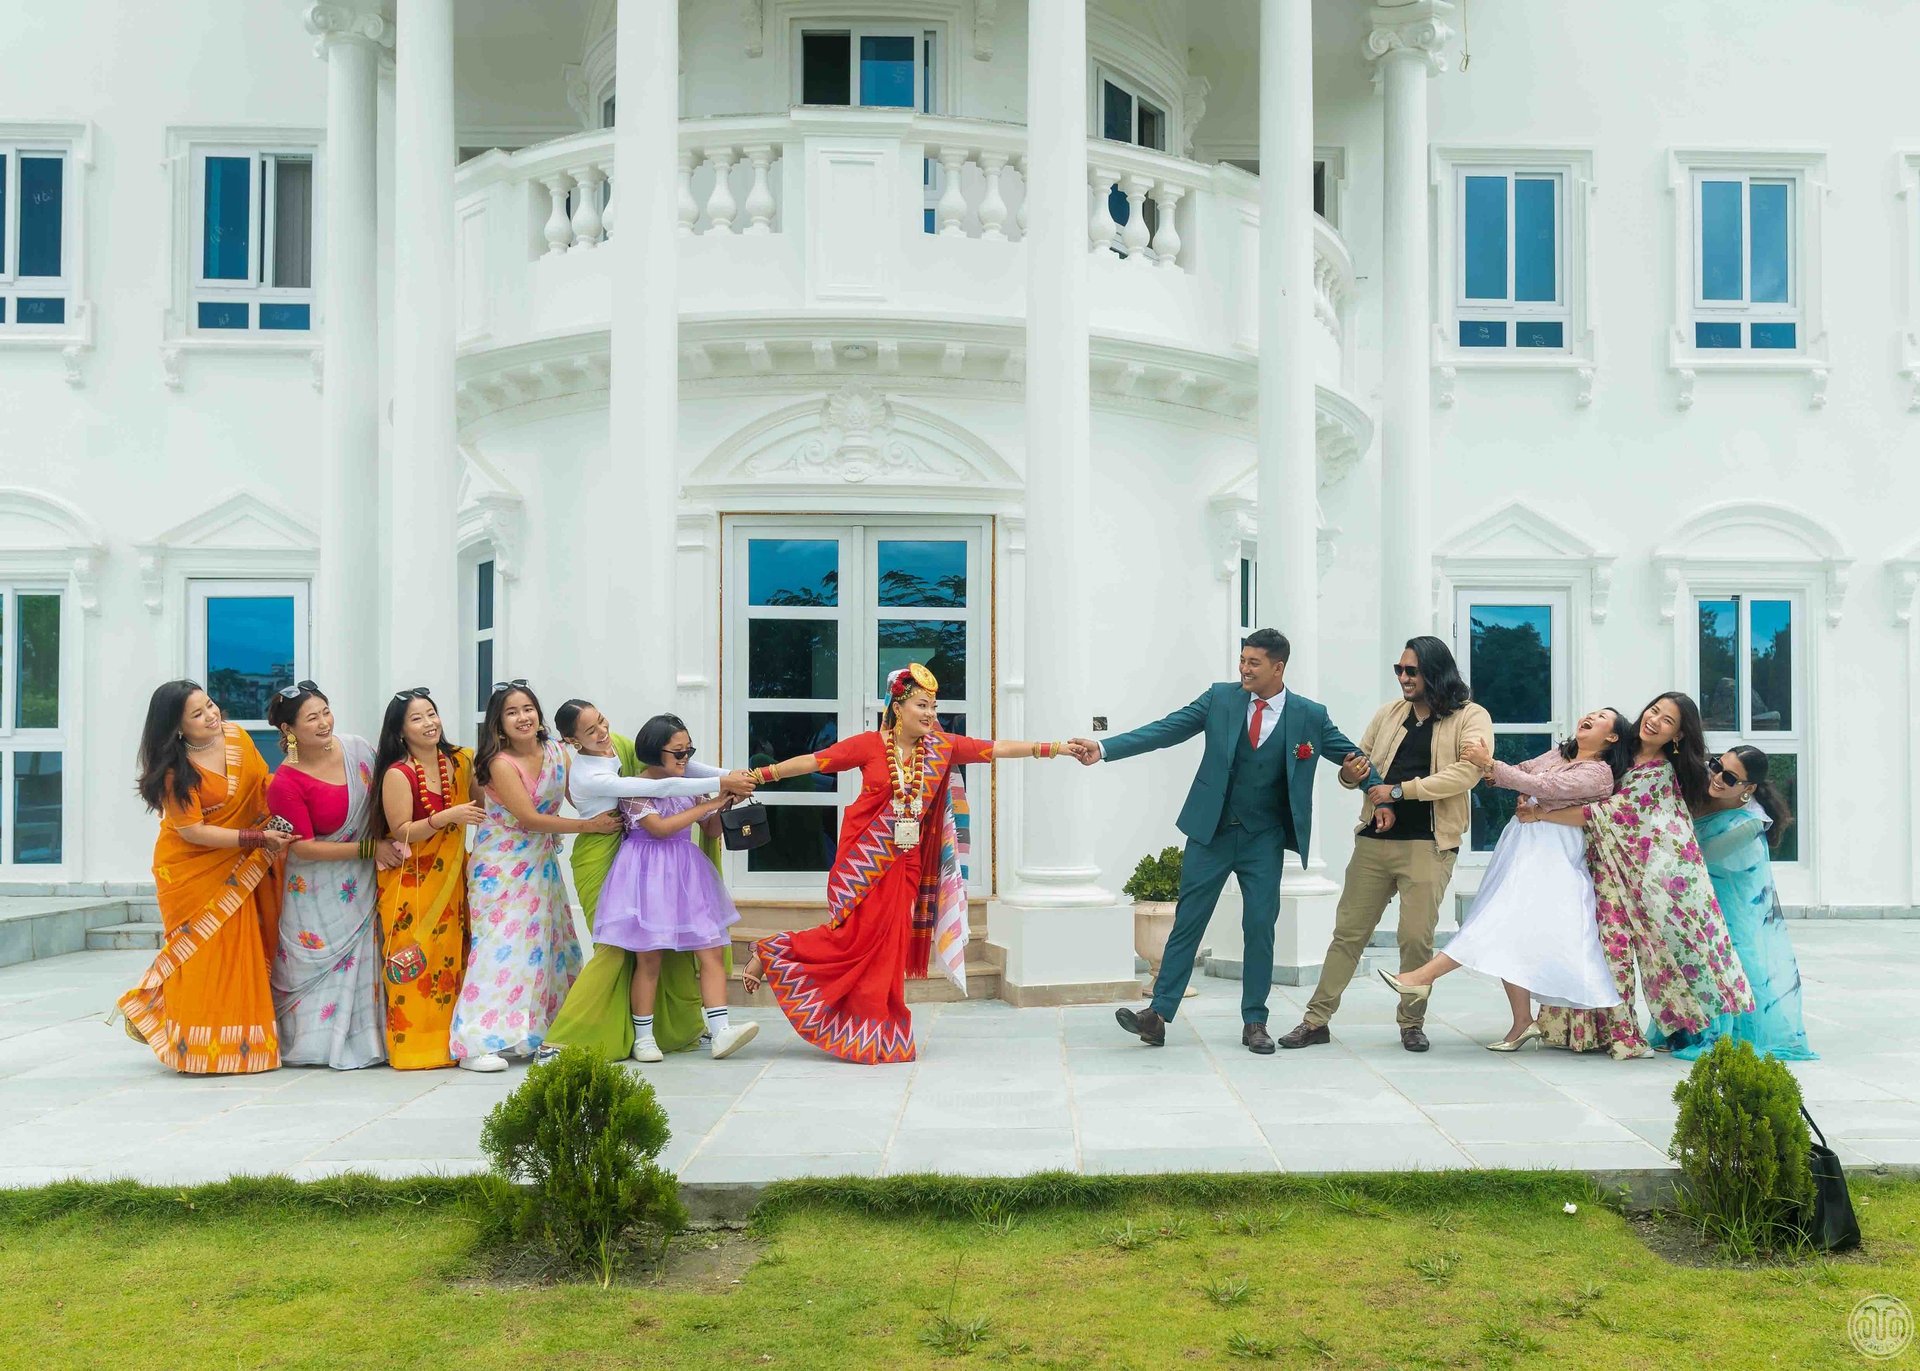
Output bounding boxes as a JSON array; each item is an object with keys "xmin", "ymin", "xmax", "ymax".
[
  {"xmin": 459, "ymin": 1053, "xmax": 509, "ymax": 1073},
  {"xmin": 709, "ymin": 1022, "xmax": 759, "ymax": 1060},
  {"xmin": 631, "ymin": 1037, "xmax": 664, "ymax": 1063}
]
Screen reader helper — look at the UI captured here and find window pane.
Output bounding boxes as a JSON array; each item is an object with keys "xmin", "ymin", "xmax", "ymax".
[
  {"xmin": 1768, "ymin": 752, "xmax": 1799, "ymax": 863},
  {"xmin": 1513, "ymin": 176, "xmax": 1555, "ymax": 302},
  {"xmin": 1750, "ymin": 322, "xmax": 1796, "ymax": 349},
  {"xmin": 876, "ymin": 618, "xmax": 966, "ymax": 698},
  {"xmin": 1137, "ymin": 102, "xmax": 1165, "ymax": 152},
  {"xmin": 1463, "ymin": 175, "xmax": 1508, "ymax": 301},
  {"xmin": 12, "ymin": 752, "xmax": 63, "ymax": 864},
  {"xmin": 1749, "ymin": 599, "xmax": 1792, "ymax": 732},
  {"xmin": 748, "ymin": 619, "xmax": 838, "ymax": 699},
  {"xmin": 18, "ymin": 156, "xmax": 63, "ymax": 278},
  {"xmin": 15, "ymin": 594, "xmax": 60, "ymax": 729},
  {"xmin": 1313, "ymin": 160, "xmax": 1326, "ymax": 218},
  {"xmin": 748, "ymin": 539, "xmax": 837, "ymax": 607},
  {"xmin": 1697, "ymin": 598, "xmax": 1738, "ymax": 732},
  {"xmin": 476, "ymin": 560, "xmax": 495, "ymax": 631},
  {"xmin": 1515, "ymin": 320, "xmax": 1564, "ymax": 349},
  {"xmin": 858, "ymin": 35, "xmax": 915, "ymax": 108},
  {"xmin": 0, "ymin": 152, "xmax": 7, "ymax": 274},
  {"xmin": 1468, "ymin": 604, "xmax": 1551, "ymax": 723},
  {"xmin": 16, "ymin": 297, "xmax": 64, "ymax": 325},
  {"xmin": 801, "ymin": 32, "xmax": 851, "ymax": 104},
  {"xmin": 1470, "ymin": 732, "xmax": 1553, "ymax": 852},
  {"xmin": 877, "ymin": 540, "xmax": 966, "ymax": 608},
  {"xmin": 1102, "ymin": 82, "xmax": 1133, "ymax": 143},
  {"xmin": 475, "ymin": 637, "xmax": 493, "ymax": 715},
  {"xmin": 270, "ymin": 157, "xmax": 314, "ymax": 288},
  {"xmin": 1694, "ymin": 321, "xmax": 1741, "ymax": 349},
  {"xmin": 1239, "ymin": 557, "xmax": 1253, "ymax": 629},
  {"xmin": 259, "ymin": 303, "xmax": 310, "ymax": 330},
  {"xmin": 205, "ymin": 594, "xmax": 297, "ymax": 721},
  {"xmin": 747, "ymin": 803, "xmax": 838, "ymax": 873},
  {"xmin": 745, "ymin": 711, "xmax": 836, "ymax": 793},
  {"xmin": 1459, "ymin": 320, "xmax": 1507, "ymax": 348},
  {"xmin": 197, "ymin": 301, "xmax": 250, "ymax": 330},
  {"xmin": 203, "ymin": 155, "xmax": 252, "ymax": 281},
  {"xmin": 1749, "ymin": 181, "xmax": 1789, "ymax": 304},
  {"xmin": 1699, "ymin": 178, "xmax": 1743, "ymax": 301}
]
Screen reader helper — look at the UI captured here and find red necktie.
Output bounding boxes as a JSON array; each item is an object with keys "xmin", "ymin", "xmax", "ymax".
[{"xmin": 1249, "ymin": 698, "xmax": 1267, "ymax": 749}]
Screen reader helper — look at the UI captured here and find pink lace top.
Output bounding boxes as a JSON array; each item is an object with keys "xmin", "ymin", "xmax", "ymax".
[{"xmin": 1487, "ymin": 749, "xmax": 1614, "ymax": 813}]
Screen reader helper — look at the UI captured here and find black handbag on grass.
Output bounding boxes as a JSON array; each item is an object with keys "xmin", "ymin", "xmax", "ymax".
[
  {"xmin": 1801, "ymin": 1104, "xmax": 1862, "ymax": 1252},
  {"xmin": 720, "ymin": 801, "xmax": 772, "ymax": 852}
]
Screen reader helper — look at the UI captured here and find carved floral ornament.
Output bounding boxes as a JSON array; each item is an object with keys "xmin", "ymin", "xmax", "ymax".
[
  {"xmin": 744, "ymin": 382, "xmax": 970, "ymax": 485},
  {"xmin": 1365, "ymin": 0, "xmax": 1457, "ymax": 74}
]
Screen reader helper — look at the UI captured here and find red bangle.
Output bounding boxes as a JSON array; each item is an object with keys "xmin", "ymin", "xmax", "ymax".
[{"xmin": 239, "ymin": 830, "xmax": 267, "ymax": 850}]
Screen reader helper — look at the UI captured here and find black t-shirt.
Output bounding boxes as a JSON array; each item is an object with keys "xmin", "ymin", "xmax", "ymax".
[{"xmin": 1359, "ymin": 709, "xmax": 1436, "ymax": 842}]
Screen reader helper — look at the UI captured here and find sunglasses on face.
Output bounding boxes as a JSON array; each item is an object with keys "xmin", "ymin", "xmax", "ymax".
[
  {"xmin": 1392, "ymin": 665, "xmax": 1420, "ymax": 678},
  {"xmin": 662, "ymin": 746, "xmax": 697, "ymax": 761},
  {"xmin": 392, "ymin": 686, "xmax": 432, "ymax": 702},
  {"xmin": 276, "ymin": 679, "xmax": 322, "ymax": 700},
  {"xmin": 1706, "ymin": 756, "xmax": 1749, "ymax": 786},
  {"xmin": 491, "ymin": 679, "xmax": 531, "ymax": 697}
]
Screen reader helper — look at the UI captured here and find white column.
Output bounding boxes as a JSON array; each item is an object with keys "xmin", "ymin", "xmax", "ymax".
[
  {"xmin": 305, "ymin": 4, "xmax": 389, "ymax": 714},
  {"xmin": 988, "ymin": 0, "xmax": 1132, "ymax": 1004},
  {"xmin": 388, "ymin": 0, "xmax": 460, "ymax": 702},
  {"xmin": 1368, "ymin": 1, "xmax": 1454, "ymax": 649},
  {"xmin": 606, "ymin": 0, "xmax": 679, "ymax": 721}
]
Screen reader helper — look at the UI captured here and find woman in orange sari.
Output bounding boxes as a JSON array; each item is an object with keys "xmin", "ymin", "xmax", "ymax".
[
  {"xmin": 119, "ymin": 681, "xmax": 294, "ymax": 1074},
  {"xmin": 371, "ymin": 687, "xmax": 485, "ymax": 1069}
]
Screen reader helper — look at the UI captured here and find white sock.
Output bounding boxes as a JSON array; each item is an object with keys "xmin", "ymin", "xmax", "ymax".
[
  {"xmin": 631, "ymin": 1013, "xmax": 656, "ymax": 1044},
  {"xmin": 703, "ymin": 1006, "xmax": 730, "ymax": 1036}
]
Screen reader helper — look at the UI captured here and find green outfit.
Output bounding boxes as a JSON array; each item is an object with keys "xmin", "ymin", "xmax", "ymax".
[{"xmin": 544, "ymin": 732, "xmax": 731, "ymax": 1058}]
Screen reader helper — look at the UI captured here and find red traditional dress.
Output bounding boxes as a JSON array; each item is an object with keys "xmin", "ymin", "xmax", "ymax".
[{"xmin": 757, "ymin": 729, "xmax": 990, "ymax": 1064}]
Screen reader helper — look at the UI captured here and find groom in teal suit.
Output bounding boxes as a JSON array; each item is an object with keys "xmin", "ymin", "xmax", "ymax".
[{"xmin": 1073, "ymin": 630, "xmax": 1380, "ymax": 1053}]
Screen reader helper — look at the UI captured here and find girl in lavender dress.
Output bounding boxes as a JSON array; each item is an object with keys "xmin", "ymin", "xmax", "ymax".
[{"xmin": 594, "ymin": 715, "xmax": 758, "ymax": 1063}]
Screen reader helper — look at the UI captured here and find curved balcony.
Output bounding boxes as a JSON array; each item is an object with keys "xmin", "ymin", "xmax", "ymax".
[{"xmin": 452, "ymin": 111, "xmax": 1358, "ymax": 423}]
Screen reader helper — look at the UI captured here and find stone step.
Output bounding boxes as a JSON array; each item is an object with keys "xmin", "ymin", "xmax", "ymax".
[
  {"xmin": 0, "ymin": 897, "xmax": 136, "ymax": 967},
  {"xmin": 85, "ymin": 922, "xmax": 164, "ymax": 952}
]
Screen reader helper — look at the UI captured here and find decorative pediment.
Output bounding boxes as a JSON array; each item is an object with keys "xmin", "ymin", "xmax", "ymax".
[
  {"xmin": 1434, "ymin": 499, "xmax": 1616, "ymax": 622},
  {"xmin": 1652, "ymin": 500, "xmax": 1851, "ymax": 626},
  {"xmin": 1206, "ymin": 468, "xmax": 1339, "ymax": 587},
  {"xmin": 456, "ymin": 445, "xmax": 528, "ymax": 580},
  {"xmin": 0, "ymin": 487, "xmax": 107, "ymax": 613},
  {"xmin": 136, "ymin": 489, "xmax": 318, "ymax": 612}
]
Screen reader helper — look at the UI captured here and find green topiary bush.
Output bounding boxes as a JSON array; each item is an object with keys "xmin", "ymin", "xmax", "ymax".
[
  {"xmin": 1123, "ymin": 846, "xmax": 1184, "ymax": 903},
  {"xmin": 1668, "ymin": 1037, "xmax": 1814, "ymax": 1258},
  {"xmin": 476, "ymin": 1046, "xmax": 687, "ymax": 1284}
]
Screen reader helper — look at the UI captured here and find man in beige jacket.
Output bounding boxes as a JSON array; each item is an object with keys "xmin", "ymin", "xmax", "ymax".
[{"xmin": 1277, "ymin": 635, "xmax": 1493, "ymax": 1053}]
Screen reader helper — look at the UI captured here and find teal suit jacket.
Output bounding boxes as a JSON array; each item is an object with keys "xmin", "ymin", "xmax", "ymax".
[{"xmin": 1102, "ymin": 682, "xmax": 1377, "ymax": 866}]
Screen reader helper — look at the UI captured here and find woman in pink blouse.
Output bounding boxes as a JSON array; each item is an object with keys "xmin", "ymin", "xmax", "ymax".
[{"xmin": 1377, "ymin": 708, "xmax": 1636, "ymax": 1050}]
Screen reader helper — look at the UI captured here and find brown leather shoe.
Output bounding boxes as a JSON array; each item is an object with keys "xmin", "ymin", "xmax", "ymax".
[
  {"xmin": 1277, "ymin": 1020, "xmax": 1330, "ymax": 1049},
  {"xmin": 1242, "ymin": 1022, "xmax": 1275, "ymax": 1055},
  {"xmin": 1401, "ymin": 1026, "xmax": 1431, "ymax": 1053},
  {"xmin": 1115, "ymin": 1006, "xmax": 1166, "ymax": 1047}
]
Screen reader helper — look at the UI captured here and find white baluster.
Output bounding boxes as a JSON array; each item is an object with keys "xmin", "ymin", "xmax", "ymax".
[
  {"xmin": 1088, "ymin": 165, "xmax": 1119, "ymax": 255},
  {"xmin": 741, "ymin": 143, "xmax": 776, "ymax": 234},
  {"xmin": 541, "ymin": 174, "xmax": 575, "ymax": 256},
  {"xmin": 977, "ymin": 152, "xmax": 1010, "ymax": 241},
  {"xmin": 600, "ymin": 167, "xmax": 615, "ymax": 240},
  {"xmin": 936, "ymin": 147, "xmax": 970, "ymax": 237},
  {"xmin": 675, "ymin": 150, "xmax": 698, "ymax": 236},
  {"xmin": 703, "ymin": 146, "xmax": 738, "ymax": 233},
  {"xmin": 1015, "ymin": 155, "xmax": 1030, "ymax": 237},
  {"xmin": 1120, "ymin": 174, "xmax": 1152, "ymax": 264},
  {"xmin": 570, "ymin": 163, "xmax": 606, "ymax": 249},
  {"xmin": 1148, "ymin": 181, "xmax": 1185, "ymax": 269}
]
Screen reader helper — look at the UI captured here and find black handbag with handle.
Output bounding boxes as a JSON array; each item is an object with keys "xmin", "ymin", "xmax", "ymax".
[
  {"xmin": 1801, "ymin": 1104, "xmax": 1862, "ymax": 1252},
  {"xmin": 720, "ymin": 801, "xmax": 772, "ymax": 852}
]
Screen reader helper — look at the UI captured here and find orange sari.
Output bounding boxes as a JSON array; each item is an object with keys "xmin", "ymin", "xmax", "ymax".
[
  {"xmin": 375, "ymin": 749, "xmax": 473, "ymax": 1070},
  {"xmin": 118, "ymin": 725, "xmax": 282, "ymax": 1075}
]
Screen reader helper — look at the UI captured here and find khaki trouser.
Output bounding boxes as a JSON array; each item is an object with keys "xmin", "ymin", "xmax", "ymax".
[{"xmin": 1305, "ymin": 839, "xmax": 1459, "ymax": 1029}]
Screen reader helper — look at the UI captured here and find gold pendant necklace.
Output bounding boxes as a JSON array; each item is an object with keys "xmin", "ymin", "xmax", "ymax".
[{"xmin": 884, "ymin": 730, "xmax": 926, "ymax": 848}]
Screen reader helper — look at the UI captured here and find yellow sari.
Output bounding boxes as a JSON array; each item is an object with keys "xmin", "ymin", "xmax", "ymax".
[{"xmin": 375, "ymin": 748, "xmax": 474, "ymax": 1070}]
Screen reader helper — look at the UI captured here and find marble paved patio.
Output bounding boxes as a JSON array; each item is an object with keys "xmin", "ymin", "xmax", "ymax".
[{"xmin": 0, "ymin": 922, "xmax": 1914, "ymax": 1193}]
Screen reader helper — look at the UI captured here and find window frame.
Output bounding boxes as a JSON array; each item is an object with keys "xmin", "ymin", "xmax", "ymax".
[
  {"xmin": 791, "ymin": 23, "xmax": 942, "ymax": 112},
  {"xmin": 0, "ymin": 121, "xmax": 91, "ymax": 349},
  {"xmin": 1688, "ymin": 170, "xmax": 1800, "ymax": 352},
  {"xmin": 462, "ymin": 551, "xmax": 502, "ymax": 732},
  {"xmin": 185, "ymin": 578, "xmax": 312, "ymax": 757},
  {"xmin": 1691, "ymin": 590, "xmax": 1806, "ymax": 866},
  {"xmin": 1453, "ymin": 587, "xmax": 1570, "ymax": 861},
  {"xmin": 1451, "ymin": 165, "xmax": 1569, "ymax": 353},
  {"xmin": 188, "ymin": 144, "xmax": 319, "ymax": 336},
  {"xmin": 0, "ymin": 583, "xmax": 70, "ymax": 873},
  {"xmin": 1094, "ymin": 64, "xmax": 1170, "ymax": 153}
]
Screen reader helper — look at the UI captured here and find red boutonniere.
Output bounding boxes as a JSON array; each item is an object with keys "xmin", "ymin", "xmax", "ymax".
[{"xmin": 1295, "ymin": 742, "xmax": 1314, "ymax": 761}]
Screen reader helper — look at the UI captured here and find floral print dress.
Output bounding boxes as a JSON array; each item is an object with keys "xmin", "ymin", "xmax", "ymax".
[
  {"xmin": 1536, "ymin": 757, "xmax": 1755, "ymax": 1056},
  {"xmin": 450, "ymin": 739, "xmax": 585, "ymax": 1061}
]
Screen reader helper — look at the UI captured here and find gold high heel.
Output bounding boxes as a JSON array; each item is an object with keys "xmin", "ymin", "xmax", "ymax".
[
  {"xmin": 1485, "ymin": 1024, "xmax": 1544, "ymax": 1053},
  {"xmin": 1377, "ymin": 969, "xmax": 1432, "ymax": 1002}
]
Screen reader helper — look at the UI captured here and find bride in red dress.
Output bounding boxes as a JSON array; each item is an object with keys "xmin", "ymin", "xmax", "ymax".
[{"xmin": 742, "ymin": 663, "xmax": 1080, "ymax": 1064}]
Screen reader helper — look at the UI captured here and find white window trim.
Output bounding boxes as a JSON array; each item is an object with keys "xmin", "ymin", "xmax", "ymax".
[
  {"xmin": 186, "ymin": 579, "xmax": 313, "ymax": 733},
  {"xmin": 1888, "ymin": 538, "xmax": 1920, "ymax": 906},
  {"xmin": 187, "ymin": 145, "xmax": 320, "ymax": 332},
  {"xmin": 1431, "ymin": 144, "xmax": 1596, "ymax": 402},
  {"xmin": 1690, "ymin": 590, "xmax": 1807, "ymax": 868},
  {"xmin": 459, "ymin": 547, "xmax": 505, "ymax": 732},
  {"xmin": 0, "ymin": 584, "xmax": 71, "ymax": 875},
  {"xmin": 1897, "ymin": 151, "xmax": 1920, "ymax": 412},
  {"xmin": 1667, "ymin": 146, "xmax": 1829, "ymax": 409},
  {"xmin": 786, "ymin": 16, "xmax": 949, "ymax": 113},
  {"xmin": 0, "ymin": 120, "xmax": 95, "ymax": 375},
  {"xmin": 1451, "ymin": 587, "xmax": 1572, "ymax": 863},
  {"xmin": 1092, "ymin": 63, "xmax": 1172, "ymax": 153}
]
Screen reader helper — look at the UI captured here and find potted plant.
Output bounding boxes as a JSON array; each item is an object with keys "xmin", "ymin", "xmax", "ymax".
[{"xmin": 1123, "ymin": 846, "xmax": 1195, "ymax": 999}]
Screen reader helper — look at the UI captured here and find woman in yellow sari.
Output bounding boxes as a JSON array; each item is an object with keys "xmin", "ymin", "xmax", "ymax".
[
  {"xmin": 120, "ymin": 681, "xmax": 294, "ymax": 1075},
  {"xmin": 371, "ymin": 688, "xmax": 486, "ymax": 1070}
]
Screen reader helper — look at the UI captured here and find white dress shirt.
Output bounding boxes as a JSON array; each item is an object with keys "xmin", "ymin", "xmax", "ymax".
[
  {"xmin": 1246, "ymin": 687, "xmax": 1287, "ymax": 747},
  {"xmin": 569, "ymin": 753, "xmax": 724, "ymax": 820}
]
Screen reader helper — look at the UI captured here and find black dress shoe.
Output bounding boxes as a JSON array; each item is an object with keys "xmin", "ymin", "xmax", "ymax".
[
  {"xmin": 1276, "ymin": 1020, "xmax": 1330, "ymax": 1049},
  {"xmin": 1242, "ymin": 1022, "xmax": 1275, "ymax": 1055},
  {"xmin": 1401, "ymin": 1026, "xmax": 1431, "ymax": 1053},
  {"xmin": 1115, "ymin": 1006, "xmax": 1167, "ymax": 1047}
]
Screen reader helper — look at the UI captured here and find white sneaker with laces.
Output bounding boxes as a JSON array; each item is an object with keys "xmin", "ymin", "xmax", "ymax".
[
  {"xmin": 709, "ymin": 1022, "xmax": 759, "ymax": 1059},
  {"xmin": 631, "ymin": 1037, "xmax": 665, "ymax": 1063},
  {"xmin": 459, "ymin": 1053, "xmax": 509, "ymax": 1073}
]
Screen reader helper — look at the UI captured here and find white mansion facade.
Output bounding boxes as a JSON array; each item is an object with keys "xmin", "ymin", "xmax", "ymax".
[{"xmin": 1, "ymin": 0, "xmax": 1916, "ymax": 995}]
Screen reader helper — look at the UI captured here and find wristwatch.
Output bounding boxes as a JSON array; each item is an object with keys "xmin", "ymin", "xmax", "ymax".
[{"xmin": 1389, "ymin": 784, "xmax": 1404, "ymax": 801}]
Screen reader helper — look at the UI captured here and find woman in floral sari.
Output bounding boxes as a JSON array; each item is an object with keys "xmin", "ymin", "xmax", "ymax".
[
  {"xmin": 1524, "ymin": 692, "xmax": 1753, "ymax": 1059},
  {"xmin": 119, "ymin": 681, "xmax": 294, "ymax": 1074},
  {"xmin": 740, "ymin": 663, "xmax": 1079, "ymax": 1064}
]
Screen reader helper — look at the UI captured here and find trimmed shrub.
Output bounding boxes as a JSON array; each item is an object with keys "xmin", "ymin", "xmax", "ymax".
[
  {"xmin": 1123, "ymin": 846, "xmax": 1184, "ymax": 903},
  {"xmin": 1668, "ymin": 1037, "xmax": 1814, "ymax": 1257},
  {"xmin": 477, "ymin": 1046, "xmax": 687, "ymax": 1283}
]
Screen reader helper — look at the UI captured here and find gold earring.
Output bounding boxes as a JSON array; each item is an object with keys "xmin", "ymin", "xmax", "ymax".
[{"xmin": 284, "ymin": 731, "xmax": 300, "ymax": 765}]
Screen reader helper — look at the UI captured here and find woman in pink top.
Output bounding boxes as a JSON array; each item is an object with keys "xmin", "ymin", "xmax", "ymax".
[{"xmin": 1377, "ymin": 708, "xmax": 1636, "ymax": 1050}]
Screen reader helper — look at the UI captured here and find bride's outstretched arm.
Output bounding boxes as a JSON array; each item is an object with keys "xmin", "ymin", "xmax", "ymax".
[{"xmin": 750, "ymin": 755, "xmax": 824, "ymax": 784}]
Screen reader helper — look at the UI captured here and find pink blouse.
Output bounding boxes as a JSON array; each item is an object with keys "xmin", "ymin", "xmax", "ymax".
[
  {"xmin": 266, "ymin": 763, "xmax": 349, "ymax": 840},
  {"xmin": 1487, "ymin": 749, "xmax": 1614, "ymax": 813}
]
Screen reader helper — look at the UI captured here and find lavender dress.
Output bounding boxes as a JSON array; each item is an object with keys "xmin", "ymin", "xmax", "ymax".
[{"xmin": 593, "ymin": 795, "xmax": 741, "ymax": 953}]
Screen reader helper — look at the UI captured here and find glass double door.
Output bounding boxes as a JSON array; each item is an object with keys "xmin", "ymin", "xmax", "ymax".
[{"xmin": 724, "ymin": 518, "xmax": 989, "ymax": 896}]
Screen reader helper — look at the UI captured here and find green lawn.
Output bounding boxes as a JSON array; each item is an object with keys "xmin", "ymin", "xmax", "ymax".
[{"xmin": 2, "ymin": 1172, "xmax": 1914, "ymax": 1369}]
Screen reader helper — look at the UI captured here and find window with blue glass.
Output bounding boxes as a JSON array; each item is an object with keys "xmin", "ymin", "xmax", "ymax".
[
  {"xmin": 1455, "ymin": 590, "xmax": 1568, "ymax": 854},
  {"xmin": 188, "ymin": 580, "xmax": 310, "ymax": 774},
  {"xmin": 1696, "ymin": 592, "xmax": 1804, "ymax": 862},
  {"xmin": 0, "ymin": 143, "xmax": 73, "ymax": 331},
  {"xmin": 191, "ymin": 145, "xmax": 316, "ymax": 336},
  {"xmin": 1691, "ymin": 173, "xmax": 1797, "ymax": 353},
  {"xmin": 0, "ymin": 587, "xmax": 66, "ymax": 869},
  {"xmin": 1454, "ymin": 168, "xmax": 1566, "ymax": 352}
]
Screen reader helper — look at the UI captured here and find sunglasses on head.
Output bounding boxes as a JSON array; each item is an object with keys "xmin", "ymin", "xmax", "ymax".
[
  {"xmin": 662, "ymin": 746, "xmax": 697, "ymax": 761},
  {"xmin": 1706, "ymin": 756, "xmax": 1749, "ymax": 786},
  {"xmin": 276, "ymin": 679, "xmax": 321, "ymax": 700},
  {"xmin": 392, "ymin": 686, "xmax": 432, "ymax": 702},
  {"xmin": 1392, "ymin": 665, "xmax": 1421, "ymax": 678},
  {"xmin": 491, "ymin": 679, "xmax": 530, "ymax": 696}
]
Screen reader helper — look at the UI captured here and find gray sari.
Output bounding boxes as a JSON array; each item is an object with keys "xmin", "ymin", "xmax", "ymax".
[{"xmin": 271, "ymin": 733, "xmax": 386, "ymax": 1069}]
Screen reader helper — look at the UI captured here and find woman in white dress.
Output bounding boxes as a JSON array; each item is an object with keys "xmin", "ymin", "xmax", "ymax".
[{"xmin": 1378, "ymin": 708, "xmax": 1635, "ymax": 1050}]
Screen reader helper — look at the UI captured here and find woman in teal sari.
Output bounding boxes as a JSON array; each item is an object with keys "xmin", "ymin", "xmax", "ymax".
[{"xmin": 1652, "ymin": 744, "xmax": 1815, "ymax": 1061}]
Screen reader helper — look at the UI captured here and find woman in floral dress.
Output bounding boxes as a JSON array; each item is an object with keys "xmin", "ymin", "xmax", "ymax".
[
  {"xmin": 1523, "ymin": 692, "xmax": 1754, "ymax": 1059},
  {"xmin": 451, "ymin": 681, "xmax": 620, "ymax": 1071}
]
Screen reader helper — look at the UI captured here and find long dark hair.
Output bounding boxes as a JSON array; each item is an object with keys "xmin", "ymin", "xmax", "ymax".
[
  {"xmin": 136, "ymin": 679, "xmax": 209, "ymax": 813},
  {"xmin": 1559, "ymin": 707, "xmax": 1638, "ymax": 788},
  {"xmin": 633, "ymin": 713, "xmax": 689, "ymax": 767},
  {"xmin": 474, "ymin": 683, "xmax": 549, "ymax": 787},
  {"xmin": 1641, "ymin": 690, "xmax": 1711, "ymax": 813},
  {"xmin": 1728, "ymin": 744, "xmax": 1795, "ymax": 851},
  {"xmin": 264, "ymin": 682, "xmax": 328, "ymax": 754},
  {"xmin": 367, "ymin": 689, "xmax": 461, "ymax": 839},
  {"xmin": 1405, "ymin": 635, "xmax": 1471, "ymax": 718}
]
